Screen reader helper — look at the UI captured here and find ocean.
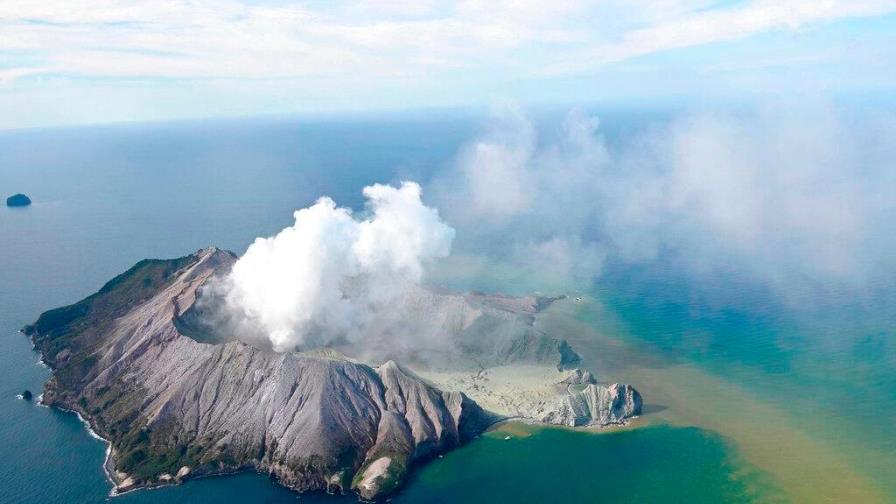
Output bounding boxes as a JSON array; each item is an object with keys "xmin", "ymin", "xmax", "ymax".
[{"xmin": 1, "ymin": 112, "xmax": 893, "ymax": 503}]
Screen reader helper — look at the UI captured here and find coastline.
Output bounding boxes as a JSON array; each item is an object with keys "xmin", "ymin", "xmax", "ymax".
[
  {"xmin": 486, "ymin": 414, "xmax": 643, "ymax": 436},
  {"xmin": 414, "ymin": 363, "xmax": 641, "ymax": 428},
  {"xmin": 37, "ymin": 356, "xmax": 642, "ymax": 499},
  {"xmin": 47, "ymin": 396, "xmax": 205, "ymax": 497},
  {"xmin": 30, "ymin": 340, "xmax": 132, "ymax": 496},
  {"xmin": 44, "ymin": 396, "xmax": 123, "ymax": 495}
]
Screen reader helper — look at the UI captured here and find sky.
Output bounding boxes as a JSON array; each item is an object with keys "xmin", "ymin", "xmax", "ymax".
[{"xmin": 1, "ymin": 0, "xmax": 896, "ymax": 129}]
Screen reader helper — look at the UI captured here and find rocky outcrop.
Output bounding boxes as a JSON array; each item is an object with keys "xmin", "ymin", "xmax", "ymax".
[
  {"xmin": 560, "ymin": 368, "xmax": 597, "ymax": 386},
  {"xmin": 29, "ymin": 248, "xmax": 493, "ymax": 500},
  {"xmin": 537, "ymin": 383, "xmax": 642, "ymax": 427},
  {"xmin": 417, "ymin": 365, "xmax": 641, "ymax": 429},
  {"xmin": 448, "ymin": 293, "xmax": 579, "ymax": 369},
  {"xmin": 6, "ymin": 193, "xmax": 31, "ymax": 207}
]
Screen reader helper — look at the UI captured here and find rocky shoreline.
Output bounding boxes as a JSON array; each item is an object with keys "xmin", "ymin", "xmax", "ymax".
[{"xmin": 417, "ymin": 364, "xmax": 641, "ymax": 428}]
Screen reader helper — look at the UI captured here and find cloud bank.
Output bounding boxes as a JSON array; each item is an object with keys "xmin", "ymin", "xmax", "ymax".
[
  {"xmin": 217, "ymin": 181, "xmax": 454, "ymax": 351},
  {"xmin": 4, "ymin": 0, "xmax": 893, "ymax": 82},
  {"xmin": 434, "ymin": 103, "xmax": 896, "ymax": 300},
  {"xmin": 4, "ymin": 1, "xmax": 896, "ymax": 129}
]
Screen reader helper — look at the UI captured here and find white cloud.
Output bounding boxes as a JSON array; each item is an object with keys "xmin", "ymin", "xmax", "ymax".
[
  {"xmin": 546, "ymin": 0, "xmax": 896, "ymax": 73},
  {"xmin": 434, "ymin": 103, "xmax": 896, "ymax": 300},
  {"xmin": 2, "ymin": 0, "xmax": 893, "ymax": 83}
]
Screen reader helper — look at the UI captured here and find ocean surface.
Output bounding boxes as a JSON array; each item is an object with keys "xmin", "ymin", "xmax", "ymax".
[{"xmin": 1, "ymin": 112, "xmax": 893, "ymax": 503}]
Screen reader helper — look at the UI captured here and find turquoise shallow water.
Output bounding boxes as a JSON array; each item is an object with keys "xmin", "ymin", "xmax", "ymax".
[{"xmin": 1, "ymin": 114, "xmax": 892, "ymax": 503}]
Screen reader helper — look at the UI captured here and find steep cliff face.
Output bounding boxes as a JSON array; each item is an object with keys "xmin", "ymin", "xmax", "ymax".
[
  {"xmin": 28, "ymin": 248, "xmax": 492, "ymax": 499},
  {"xmin": 536, "ymin": 382, "xmax": 642, "ymax": 427},
  {"xmin": 414, "ymin": 365, "xmax": 642, "ymax": 429}
]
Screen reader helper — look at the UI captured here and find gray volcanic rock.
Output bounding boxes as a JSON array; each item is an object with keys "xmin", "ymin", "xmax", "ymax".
[
  {"xmin": 29, "ymin": 248, "xmax": 493, "ymax": 500},
  {"xmin": 560, "ymin": 368, "xmax": 597, "ymax": 386},
  {"xmin": 344, "ymin": 287, "xmax": 577, "ymax": 370},
  {"xmin": 537, "ymin": 383, "xmax": 642, "ymax": 427},
  {"xmin": 419, "ymin": 365, "xmax": 642, "ymax": 428}
]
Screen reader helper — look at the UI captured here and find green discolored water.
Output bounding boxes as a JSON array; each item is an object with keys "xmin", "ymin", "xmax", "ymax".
[
  {"xmin": 112, "ymin": 425, "xmax": 771, "ymax": 504},
  {"xmin": 396, "ymin": 424, "xmax": 778, "ymax": 504}
]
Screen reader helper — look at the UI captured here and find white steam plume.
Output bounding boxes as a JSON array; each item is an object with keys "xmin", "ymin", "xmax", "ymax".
[
  {"xmin": 432, "ymin": 103, "xmax": 896, "ymax": 301},
  {"xmin": 221, "ymin": 181, "xmax": 454, "ymax": 352}
]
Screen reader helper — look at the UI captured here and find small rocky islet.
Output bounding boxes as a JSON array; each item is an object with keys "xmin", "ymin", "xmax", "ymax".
[
  {"xmin": 6, "ymin": 193, "xmax": 32, "ymax": 207},
  {"xmin": 25, "ymin": 247, "xmax": 642, "ymax": 500}
]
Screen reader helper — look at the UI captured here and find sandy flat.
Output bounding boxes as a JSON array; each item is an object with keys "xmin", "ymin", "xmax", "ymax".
[{"xmin": 414, "ymin": 364, "xmax": 573, "ymax": 418}]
